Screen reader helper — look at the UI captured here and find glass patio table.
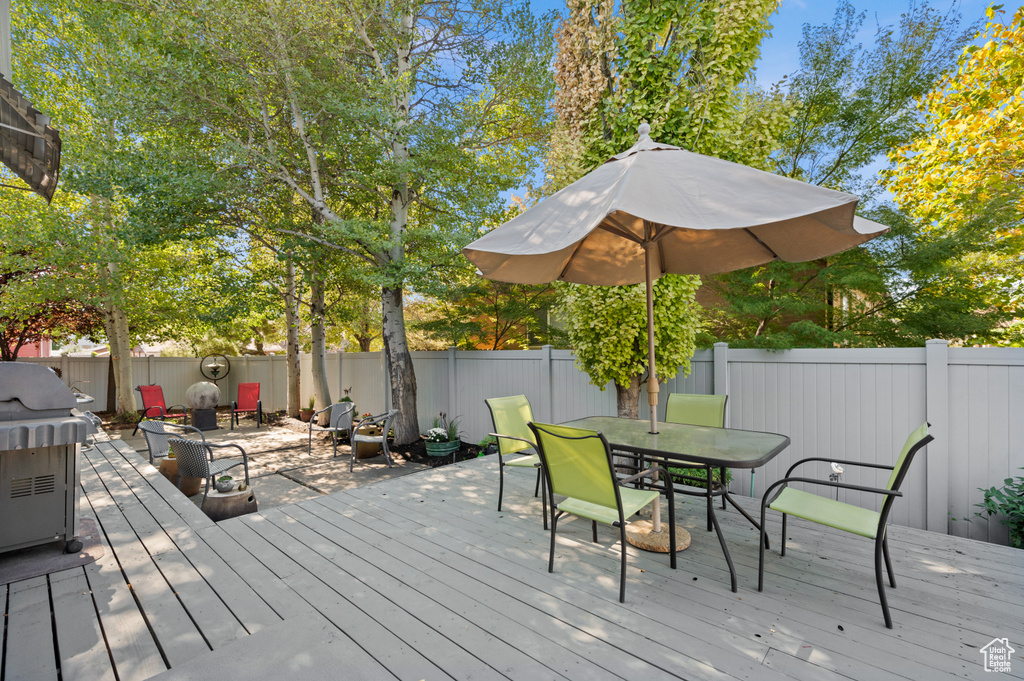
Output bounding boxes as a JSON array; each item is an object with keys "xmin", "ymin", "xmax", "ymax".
[{"xmin": 561, "ymin": 416, "xmax": 791, "ymax": 592}]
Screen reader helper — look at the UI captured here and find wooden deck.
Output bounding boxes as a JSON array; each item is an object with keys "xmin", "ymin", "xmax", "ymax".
[{"xmin": 2, "ymin": 438, "xmax": 1022, "ymax": 680}]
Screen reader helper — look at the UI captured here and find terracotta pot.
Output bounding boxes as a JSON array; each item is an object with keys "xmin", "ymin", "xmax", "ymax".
[{"xmin": 299, "ymin": 409, "xmax": 315, "ymax": 422}]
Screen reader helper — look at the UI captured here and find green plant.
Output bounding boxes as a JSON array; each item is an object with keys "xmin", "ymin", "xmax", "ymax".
[
  {"xmin": 477, "ymin": 434, "xmax": 498, "ymax": 457},
  {"xmin": 113, "ymin": 410, "xmax": 140, "ymax": 425},
  {"xmin": 426, "ymin": 412, "xmax": 462, "ymax": 443},
  {"xmin": 668, "ymin": 466, "xmax": 732, "ymax": 491},
  {"xmin": 307, "ymin": 396, "xmax": 315, "ymax": 410},
  {"xmin": 217, "ymin": 475, "xmax": 232, "ymax": 482},
  {"xmin": 975, "ymin": 468, "xmax": 1024, "ymax": 548}
]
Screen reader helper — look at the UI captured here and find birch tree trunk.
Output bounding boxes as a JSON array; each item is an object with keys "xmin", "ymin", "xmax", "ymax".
[
  {"xmin": 382, "ymin": 285, "xmax": 418, "ymax": 443},
  {"xmin": 284, "ymin": 255, "xmax": 301, "ymax": 418},
  {"xmin": 309, "ymin": 264, "xmax": 332, "ymax": 415},
  {"xmin": 102, "ymin": 269, "xmax": 135, "ymax": 417},
  {"xmin": 378, "ymin": 6, "xmax": 420, "ymax": 445}
]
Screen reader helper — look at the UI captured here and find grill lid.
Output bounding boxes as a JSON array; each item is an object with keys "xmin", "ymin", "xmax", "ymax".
[
  {"xmin": 0, "ymin": 363, "xmax": 87, "ymax": 448},
  {"xmin": 0, "ymin": 363, "xmax": 76, "ymax": 420}
]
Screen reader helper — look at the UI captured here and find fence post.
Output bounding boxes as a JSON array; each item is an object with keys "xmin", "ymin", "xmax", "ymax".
[
  {"xmin": 925, "ymin": 339, "xmax": 950, "ymax": 534},
  {"xmin": 713, "ymin": 342, "xmax": 729, "ymax": 403},
  {"xmin": 448, "ymin": 346, "xmax": 457, "ymax": 420},
  {"xmin": 542, "ymin": 345, "xmax": 554, "ymax": 421},
  {"xmin": 60, "ymin": 354, "xmax": 69, "ymax": 386}
]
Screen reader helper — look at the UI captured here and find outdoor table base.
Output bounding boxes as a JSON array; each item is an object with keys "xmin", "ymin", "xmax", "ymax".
[
  {"xmin": 564, "ymin": 417, "xmax": 790, "ymax": 593},
  {"xmin": 625, "ymin": 519, "xmax": 691, "ymax": 553}
]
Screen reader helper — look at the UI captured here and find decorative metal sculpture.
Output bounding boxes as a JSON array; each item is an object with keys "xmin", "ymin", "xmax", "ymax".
[{"xmin": 199, "ymin": 354, "xmax": 231, "ymax": 382}]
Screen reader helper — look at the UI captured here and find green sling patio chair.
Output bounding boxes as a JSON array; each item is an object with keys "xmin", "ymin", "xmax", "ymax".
[
  {"xmin": 485, "ymin": 395, "xmax": 547, "ymax": 527},
  {"xmin": 664, "ymin": 393, "xmax": 729, "ymax": 526},
  {"xmin": 758, "ymin": 423, "xmax": 933, "ymax": 628},
  {"xmin": 528, "ymin": 422, "xmax": 677, "ymax": 603}
]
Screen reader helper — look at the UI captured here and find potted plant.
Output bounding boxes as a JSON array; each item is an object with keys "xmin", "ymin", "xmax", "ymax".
[
  {"xmin": 215, "ymin": 475, "xmax": 234, "ymax": 493},
  {"xmin": 424, "ymin": 412, "xmax": 462, "ymax": 458},
  {"xmin": 299, "ymin": 396, "xmax": 315, "ymax": 422}
]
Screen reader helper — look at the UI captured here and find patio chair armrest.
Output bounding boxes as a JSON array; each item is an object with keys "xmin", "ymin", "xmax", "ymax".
[
  {"xmin": 168, "ymin": 404, "xmax": 187, "ymax": 413},
  {"xmin": 206, "ymin": 442, "xmax": 247, "ymax": 460},
  {"xmin": 232, "ymin": 400, "xmax": 238, "ymax": 410},
  {"xmin": 785, "ymin": 457, "xmax": 895, "ymax": 477},
  {"xmin": 489, "ymin": 432, "xmax": 535, "ymax": 450},
  {"xmin": 763, "ymin": 476, "xmax": 902, "ymax": 506},
  {"xmin": 355, "ymin": 411, "xmax": 391, "ymax": 432},
  {"xmin": 619, "ymin": 466, "xmax": 675, "ymax": 499},
  {"xmin": 313, "ymin": 405, "xmax": 334, "ymax": 417},
  {"xmin": 161, "ymin": 422, "xmax": 205, "ymax": 440}
]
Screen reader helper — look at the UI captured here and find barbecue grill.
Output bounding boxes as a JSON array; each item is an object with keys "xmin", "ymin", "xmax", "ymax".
[{"xmin": 0, "ymin": 362, "xmax": 91, "ymax": 554}]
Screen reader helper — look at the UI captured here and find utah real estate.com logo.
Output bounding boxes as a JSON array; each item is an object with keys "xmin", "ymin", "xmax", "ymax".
[{"xmin": 980, "ymin": 638, "xmax": 1015, "ymax": 673}]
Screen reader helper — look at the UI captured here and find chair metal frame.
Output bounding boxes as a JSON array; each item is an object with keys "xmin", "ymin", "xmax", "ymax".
[
  {"xmin": 485, "ymin": 395, "xmax": 547, "ymax": 528},
  {"xmin": 168, "ymin": 436, "xmax": 250, "ymax": 507},
  {"xmin": 137, "ymin": 419, "xmax": 207, "ymax": 464},
  {"xmin": 349, "ymin": 409, "xmax": 398, "ymax": 472},
  {"xmin": 758, "ymin": 423, "xmax": 934, "ymax": 628},
  {"xmin": 529, "ymin": 422, "xmax": 677, "ymax": 603},
  {"xmin": 308, "ymin": 402, "xmax": 355, "ymax": 457},
  {"xmin": 132, "ymin": 384, "xmax": 188, "ymax": 436},
  {"xmin": 662, "ymin": 393, "xmax": 729, "ymax": 530},
  {"xmin": 231, "ymin": 382, "xmax": 263, "ymax": 430}
]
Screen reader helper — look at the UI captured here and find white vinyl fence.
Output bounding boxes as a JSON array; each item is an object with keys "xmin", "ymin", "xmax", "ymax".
[{"xmin": 16, "ymin": 340, "xmax": 1024, "ymax": 545}]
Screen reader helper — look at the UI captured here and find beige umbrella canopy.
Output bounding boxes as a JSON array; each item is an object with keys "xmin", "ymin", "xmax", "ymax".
[{"xmin": 465, "ymin": 124, "xmax": 888, "ymax": 434}]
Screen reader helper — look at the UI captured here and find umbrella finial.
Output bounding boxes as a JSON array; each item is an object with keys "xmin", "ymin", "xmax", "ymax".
[{"xmin": 637, "ymin": 122, "xmax": 651, "ymax": 139}]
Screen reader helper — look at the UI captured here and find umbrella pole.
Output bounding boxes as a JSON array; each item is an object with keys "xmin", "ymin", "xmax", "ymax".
[
  {"xmin": 644, "ymin": 241, "xmax": 662, "ymax": 534},
  {"xmin": 645, "ymin": 244, "xmax": 659, "ymax": 435}
]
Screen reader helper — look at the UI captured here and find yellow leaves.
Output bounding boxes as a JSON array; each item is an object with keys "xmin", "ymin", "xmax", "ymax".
[{"xmin": 886, "ymin": 7, "xmax": 1024, "ymax": 224}]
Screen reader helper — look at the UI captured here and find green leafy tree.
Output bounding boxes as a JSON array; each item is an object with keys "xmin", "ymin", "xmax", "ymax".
[
  {"xmin": 702, "ymin": 1, "xmax": 980, "ymax": 347},
  {"xmin": 0, "ymin": 193, "xmax": 103, "ymax": 360},
  {"xmin": 548, "ymin": 0, "xmax": 785, "ymax": 417},
  {"xmin": 884, "ymin": 6, "xmax": 1024, "ymax": 345},
  {"xmin": 106, "ymin": 0, "xmax": 554, "ymax": 442}
]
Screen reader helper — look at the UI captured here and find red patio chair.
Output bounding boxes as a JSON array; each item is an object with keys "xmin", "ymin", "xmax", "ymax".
[
  {"xmin": 231, "ymin": 382, "xmax": 262, "ymax": 430},
  {"xmin": 132, "ymin": 385, "xmax": 188, "ymax": 436}
]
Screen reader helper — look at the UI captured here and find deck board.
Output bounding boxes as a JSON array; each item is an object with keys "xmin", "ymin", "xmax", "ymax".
[
  {"xmin": 2, "ymin": 442, "xmax": 1022, "ymax": 681},
  {"xmin": 51, "ymin": 572, "xmax": 118, "ymax": 681}
]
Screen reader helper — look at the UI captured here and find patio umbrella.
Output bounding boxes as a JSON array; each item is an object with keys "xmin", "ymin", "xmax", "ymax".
[{"xmin": 464, "ymin": 124, "xmax": 887, "ymax": 436}]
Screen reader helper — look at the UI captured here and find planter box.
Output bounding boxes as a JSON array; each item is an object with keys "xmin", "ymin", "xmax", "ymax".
[{"xmin": 425, "ymin": 440, "xmax": 460, "ymax": 458}]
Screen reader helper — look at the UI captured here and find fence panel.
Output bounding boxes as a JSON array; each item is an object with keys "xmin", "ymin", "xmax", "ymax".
[
  {"xmin": 9, "ymin": 343, "xmax": 1024, "ymax": 542},
  {"xmin": 726, "ymin": 349, "xmax": 929, "ymax": 529},
  {"xmin": 947, "ymin": 350, "xmax": 1024, "ymax": 544}
]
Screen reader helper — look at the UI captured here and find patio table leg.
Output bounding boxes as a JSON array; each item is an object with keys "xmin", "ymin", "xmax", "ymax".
[{"xmin": 706, "ymin": 499, "xmax": 737, "ymax": 593}]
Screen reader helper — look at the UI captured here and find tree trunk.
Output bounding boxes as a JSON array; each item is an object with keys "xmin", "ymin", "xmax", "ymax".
[
  {"xmin": 309, "ymin": 265, "xmax": 331, "ymax": 413},
  {"xmin": 103, "ymin": 298, "xmax": 135, "ymax": 416},
  {"xmin": 284, "ymin": 255, "xmax": 301, "ymax": 418},
  {"xmin": 615, "ymin": 375, "xmax": 642, "ymax": 420},
  {"xmin": 382, "ymin": 285, "xmax": 418, "ymax": 444},
  {"xmin": 374, "ymin": 7, "xmax": 420, "ymax": 445}
]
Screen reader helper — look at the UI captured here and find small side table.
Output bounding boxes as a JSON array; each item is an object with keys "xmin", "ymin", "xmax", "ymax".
[
  {"xmin": 203, "ymin": 486, "xmax": 258, "ymax": 522},
  {"xmin": 355, "ymin": 424, "xmax": 383, "ymax": 459}
]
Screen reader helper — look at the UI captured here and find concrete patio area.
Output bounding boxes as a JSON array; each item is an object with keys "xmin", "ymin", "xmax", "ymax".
[{"xmin": 110, "ymin": 417, "xmax": 431, "ymax": 510}]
